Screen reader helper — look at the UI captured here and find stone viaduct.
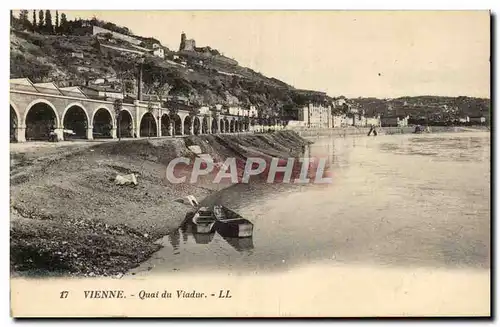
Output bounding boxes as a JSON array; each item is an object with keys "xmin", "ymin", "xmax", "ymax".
[{"xmin": 10, "ymin": 82, "xmax": 250, "ymax": 142}]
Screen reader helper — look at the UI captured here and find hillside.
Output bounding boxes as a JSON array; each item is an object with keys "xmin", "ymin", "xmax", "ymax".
[
  {"xmin": 10, "ymin": 20, "xmax": 330, "ymax": 121},
  {"xmin": 10, "ymin": 12, "xmax": 490, "ymax": 122},
  {"xmin": 349, "ymin": 96, "xmax": 490, "ymax": 121}
]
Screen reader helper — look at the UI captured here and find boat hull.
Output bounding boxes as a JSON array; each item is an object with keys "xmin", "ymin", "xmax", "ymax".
[
  {"xmin": 215, "ymin": 219, "xmax": 254, "ymax": 238},
  {"xmin": 192, "ymin": 207, "xmax": 217, "ymax": 234}
]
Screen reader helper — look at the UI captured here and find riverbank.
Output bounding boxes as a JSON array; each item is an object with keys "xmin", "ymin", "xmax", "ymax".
[
  {"xmin": 10, "ymin": 131, "xmax": 311, "ymax": 277},
  {"xmin": 294, "ymin": 125, "xmax": 489, "ymax": 138}
]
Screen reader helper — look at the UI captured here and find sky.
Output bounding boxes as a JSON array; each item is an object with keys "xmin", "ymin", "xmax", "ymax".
[{"xmin": 18, "ymin": 10, "xmax": 491, "ymax": 99}]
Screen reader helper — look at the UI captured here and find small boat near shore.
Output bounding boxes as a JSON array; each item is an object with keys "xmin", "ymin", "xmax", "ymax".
[
  {"xmin": 192, "ymin": 207, "xmax": 216, "ymax": 234},
  {"xmin": 213, "ymin": 205, "xmax": 254, "ymax": 238},
  {"xmin": 176, "ymin": 196, "xmax": 254, "ymax": 238}
]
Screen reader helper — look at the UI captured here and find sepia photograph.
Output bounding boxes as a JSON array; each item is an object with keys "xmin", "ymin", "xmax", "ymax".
[{"xmin": 8, "ymin": 8, "xmax": 491, "ymax": 317}]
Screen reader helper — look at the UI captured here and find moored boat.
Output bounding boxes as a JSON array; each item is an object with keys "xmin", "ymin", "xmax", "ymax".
[
  {"xmin": 192, "ymin": 207, "xmax": 216, "ymax": 234},
  {"xmin": 213, "ymin": 205, "xmax": 254, "ymax": 238}
]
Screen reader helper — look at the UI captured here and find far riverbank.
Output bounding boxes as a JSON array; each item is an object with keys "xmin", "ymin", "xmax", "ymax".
[{"xmin": 293, "ymin": 125, "xmax": 489, "ymax": 138}]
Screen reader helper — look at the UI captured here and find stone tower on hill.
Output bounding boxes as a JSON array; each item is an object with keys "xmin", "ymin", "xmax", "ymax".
[
  {"xmin": 179, "ymin": 32, "xmax": 186, "ymax": 51},
  {"xmin": 179, "ymin": 32, "xmax": 196, "ymax": 51}
]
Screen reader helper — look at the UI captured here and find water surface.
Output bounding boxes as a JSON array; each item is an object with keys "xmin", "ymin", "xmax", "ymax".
[{"xmin": 130, "ymin": 132, "xmax": 490, "ymax": 275}]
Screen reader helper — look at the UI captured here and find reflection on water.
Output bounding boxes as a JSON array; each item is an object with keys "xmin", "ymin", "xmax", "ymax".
[
  {"xmin": 132, "ymin": 132, "xmax": 490, "ymax": 275},
  {"xmin": 165, "ymin": 212, "xmax": 254, "ymax": 254}
]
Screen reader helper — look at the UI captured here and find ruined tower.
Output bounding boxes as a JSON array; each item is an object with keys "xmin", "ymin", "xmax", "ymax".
[{"xmin": 179, "ymin": 32, "xmax": 186, "ymax": 51}]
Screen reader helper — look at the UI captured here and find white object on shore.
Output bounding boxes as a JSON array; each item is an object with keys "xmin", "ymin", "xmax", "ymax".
[
  {"xmin": 174, "ymin": 195, "xmax": 199, "ymax": 208},
  {"xmin": 114, "ymin": 173, "xmax": 138, "ymax": 186},
  {"xmin": 188, "ymin": 145, "xmax": 202, "ymax": 154}
]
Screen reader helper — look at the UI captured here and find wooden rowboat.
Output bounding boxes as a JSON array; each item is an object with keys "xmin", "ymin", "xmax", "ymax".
[
  {"xmin": 213, "ymin": 205, "xmax": 254, "ymax": 238},
  {"xmin": 192, "ymin": 207, "xmax": 216, "ymax": 234}
]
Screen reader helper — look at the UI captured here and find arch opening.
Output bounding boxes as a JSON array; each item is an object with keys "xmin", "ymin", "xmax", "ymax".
[
  {"xmin": 161, "ymin": 114, "xmax": 171, "ymax": 136},
  {"xmin": 219, "ymin": 119, "xmax": 224, "ymax": 133},
  {"xmin": 93, "ymin": 108, "xmax": 113, "ymax": 139},
  {"xmin": 10, "ymin": 106, "xmax": 18, "ymax": 143},
  {"xmin": 172, "ymin": 114, "xmax": 182, "ymax": 136},
  {"xmin": 117, "ymin": 110, "xmax": 133, "ymax": 138},
  {"xmin": 184, "ymin": 116, "xmax": 192, "ymax": 135},
  {"xmin": 140, "ymin": 112, "xmax": 157, "ymax": 137},
  {"xmin": 25, "ymin": 102, "xmax": 58, "ymax": 141},
  {"xmin": 230, "ymin": 120, "xmax": 235, "ymax": 133},
  {"xmin": 211, "ymin": 118, "xmax": 218, "ymax": 134},
  {"xmin": 202, "ymin": 117, "xmax": 209, "ymax": 134},
  {"xmin": 193, "ymin": 117, "xmax": 201, "ymax": 135},
  {"xmin": 63, "ymin": 105, "xmax": 88, "ymax": 140},
  {"xmin": 224, "ymin": 120, "xmax": 229, "ymax": 133}
]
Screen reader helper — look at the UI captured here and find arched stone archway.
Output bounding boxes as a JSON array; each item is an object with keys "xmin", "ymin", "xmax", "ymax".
[
  {"xmin": 230, "ymin": 120, "xmax": 235, "ymax": 133},
  {"xmin": 62, "ymin": 105, "xmax": 88, "ymax": 140},
  {"xmin": 140, "ymin": 112, "xmax": 158, "ymax": 137},
  {"xmin": 117, "ymin": 110, "xmax": 133, "ymax": 138},
  {"xmin": 93, "ymin": 108, "xmax": 113, "ymax": 139},
  {"xmin": 172, "ymin": 114, "xmax": 182, "ymax": 135},
  {"xmin": 193, "ymin": 117, "xmax": 201, "ymax": 135},
  {"xmin": 161, "ymin": 114, "xmax": 171, "ymax": 137},
  {"xmin": 202, "ymin": 117, "xmax": 209, "ymax": 134},
  {"xmin": 211, "ymin": 119, "xmax": 218, "ymax": 134},
  {"xmin": 219, "ymin": 119, "xmax": 225, "ymax": 133},
  {"xmin": 25, "ymin": 102, "xmax": 59, "ymax": 141},
  {"xmin": 184, "ymin": 116, "xmax": 192, "ymax": 135},
  {"xmin": 10, "ymin": 105, "xmax": 18, "ymax": 142},
  {"xmin": 224, "ymin": 119, "xmax": 229, "ymax": 133}
]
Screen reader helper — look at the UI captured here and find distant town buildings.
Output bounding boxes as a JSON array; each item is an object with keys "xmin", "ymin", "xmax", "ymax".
[{"xmin": 298, "ymin": 103, "xmax": 332, "ymax": 128}]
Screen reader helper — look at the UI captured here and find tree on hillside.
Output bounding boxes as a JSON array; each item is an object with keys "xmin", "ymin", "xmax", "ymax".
[
  {"xmin": 59, "ymin": 13, "xmax": 68, "ymax": 34},
  {"xmin": 18, "ymin": 10, "xmax": 31, "ymax": 30},
  {"xmin": 203, "ymin": 89, "xmax": 217, "ymax": 106},
  {"xmin": 146, "ymin": 100, "xmax": 155, "ymax": 138},
  {"xmin": 38, "ymin": 10, "xmax": 44, "ymax": 31},
  {"xmin": 45, "ymin": 10, "xmax": 53, "ymax": 33},
  {"xmin": 55, "ymin": 10, "xmax": 59, "ymax": 33},
  {"xmin": 32, "ymin": 10, "xmax": 37, "ymax": 31},
  {"xmin": 19, "ymin": 10, "xmax": 29, "ymax": 22},
  {"xmin": 113, "ymin": 99, "xmax": 123, "ymax": 141},
  {"xmin": 188, "ymin": 92, "xmax": 203, "ymax": 109}
]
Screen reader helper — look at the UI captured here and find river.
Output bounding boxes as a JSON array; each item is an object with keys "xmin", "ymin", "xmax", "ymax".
[{"xmin": 127, "ymin": 131, "xmax": 490, "ymax": 315}]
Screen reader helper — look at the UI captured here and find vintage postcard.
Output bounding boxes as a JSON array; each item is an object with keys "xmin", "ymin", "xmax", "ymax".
[{"xmin": 9, "ymin": 10, "xmax": 491, "ymax": 317}]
